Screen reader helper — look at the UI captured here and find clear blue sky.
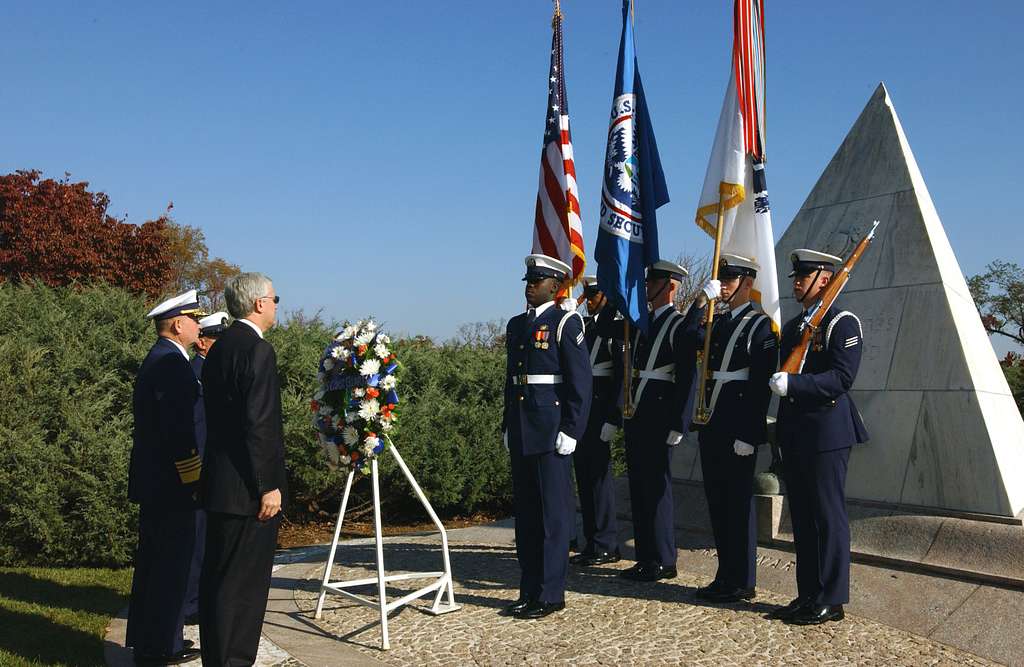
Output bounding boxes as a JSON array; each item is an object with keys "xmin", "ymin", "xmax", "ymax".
[{"xmin": 2, "ymin": 1, "xmax": 1021, "ymax": 344}]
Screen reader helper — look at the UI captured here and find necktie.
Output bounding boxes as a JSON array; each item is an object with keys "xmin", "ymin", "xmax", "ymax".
[{"xmin": 524, "ymin": 308, "xmax": 536, "ymax": 338}]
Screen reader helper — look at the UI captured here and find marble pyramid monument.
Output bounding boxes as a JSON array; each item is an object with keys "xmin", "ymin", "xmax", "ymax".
[{"xmin": 772, "ymin": 83, "xmax": 1024, "ymax": 517}]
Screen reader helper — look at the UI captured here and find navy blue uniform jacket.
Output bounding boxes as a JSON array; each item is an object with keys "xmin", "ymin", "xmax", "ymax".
[
  {"xmin": 129, "ymin": 337, "xmax": 203, "ymax": 510},
  {"xmin": 777, "ymin": 305, "xmax": 869, "ymax": 452},
  {"xmin": 585, "ymin": 307, "xmax": 625, "ymax": 429},
  {"xmin": 503, "ymin": 305, "xmax": 593, "ymax": 456}
]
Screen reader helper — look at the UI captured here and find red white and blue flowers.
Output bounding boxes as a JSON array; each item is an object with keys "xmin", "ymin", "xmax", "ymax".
[{"xmin": 311, "ymin": 319, "xmax": 399, "ymax": 474}]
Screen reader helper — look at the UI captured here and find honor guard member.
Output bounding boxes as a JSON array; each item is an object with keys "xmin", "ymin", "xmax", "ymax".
[
  {"xmin": 502, "ymin": 254, "xmax": 592, "ymax": 619},
  {"xmin": 127, "ymin": 290, "xmax": 206, "ymax": 665},
  {"xmin": 180, "ymin": 311, "xmax": 228, "ymax": 625},
  {"xmin": 569, "ymin": 276, "xmax": 623, "ymax": 567},
  {"xmin": 768, "ymin": 249, "xmax": 868, "ymax": 625},
  {"xmin": 690, "ymin": 254, "xmax": 778, "ymax": 603},
  {"xmin": 619, "ymin": 260, "xmax": 700, "ymax": 582}
]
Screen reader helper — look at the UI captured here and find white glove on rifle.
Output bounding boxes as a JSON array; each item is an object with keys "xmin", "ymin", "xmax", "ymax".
[
  {"xmin": 733, "ymin": 439, "xmax": 755, "ymax": 456},
  {"xmin": 701, "ymin": 279, "xmax": 722, "ymax": 302},
  {"xmin": 555, "ymin": 431, "xmax": 577, "ymax": 455},
  {"xmin": 503, "ymin": 430, "xmax": 509, "ymax": 452},
  {"xmin": 769, "ymin": 372, "xmax": 789, "ymax": 397},
  {"xmin": 666, "ymin": 430, "xmax": 684, "ymax": 446},
  {"xmin": 599, "ymin": 423, "xmax": 618, "ymax": 442}
]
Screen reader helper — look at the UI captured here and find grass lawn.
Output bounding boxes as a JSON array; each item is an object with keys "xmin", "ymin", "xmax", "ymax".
[{"xmin": 0, "ymin": 566, "xmax": 132, "ymax": 667}]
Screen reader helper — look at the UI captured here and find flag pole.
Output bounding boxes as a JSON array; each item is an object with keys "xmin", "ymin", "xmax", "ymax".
[
  {"xmin": 622, "ymin": 318, "xmax": 634, "ymax": 418},
  {"xmin": 693, "ymin": 195, "xmax": 726, "ymax": 425}
]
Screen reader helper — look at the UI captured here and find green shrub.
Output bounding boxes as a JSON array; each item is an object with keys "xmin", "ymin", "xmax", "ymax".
[{"xmin": 0, "ymin": 283, "xmax": 510, "ymax": 566}]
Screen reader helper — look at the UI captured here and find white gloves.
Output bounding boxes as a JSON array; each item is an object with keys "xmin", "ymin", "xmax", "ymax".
[
  {"xmin": 555, "ymin": 431, "xmax": 577, "ymax": 455},
  {"xmin": 733, "ymin": 440, "xmax": 755, "ymax": 456},
  {"xmin": 702, "ymin": 279, "xmax": 722, "ymax": 302},
  {"xmin": 769, "ymin": 372, "xmax": 789, "ymax": 397},
  {"xmin": 503, "ymin": 431, "xmax": 508, "ymax": 452},
  {"xmin": 666, "ymin": 430, "xmax": 684, "ymax": 446},
  {"xmin": 558, "ymin": 298, "xmax": 577, "ymax": 312},
  {"xmin": 599, "ymin": 423, "xmax": 618, "ymax": 442}
]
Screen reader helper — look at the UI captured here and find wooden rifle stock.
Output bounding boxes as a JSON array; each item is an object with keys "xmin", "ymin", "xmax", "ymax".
[{"xmin": 781, "ymin": 220, "xmax": 880, "ymax": 374}]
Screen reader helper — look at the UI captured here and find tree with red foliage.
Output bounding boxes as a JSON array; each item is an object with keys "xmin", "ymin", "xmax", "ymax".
[{"xmin": 0, "ymin": 170, "xmax": 172, "ymax": 296}]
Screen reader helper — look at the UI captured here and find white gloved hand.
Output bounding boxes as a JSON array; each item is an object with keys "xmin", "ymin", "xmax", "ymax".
[
  {"xmin": 558, "ymin": 298, "xmax": 577, "ymax": 312},
  {"xmin": 599, "ymin": 423, "xmax": 618, "ymax": 442},
  {"xmin": 769, "ymin": 371, "xmax": 789, "ymax": 397},
  {"xmin": 733, "ymin": 439, "xmax": 755, "ymax": 456},
  {"xmin": 666, "ymin": 430, "xmax": 684, "ymax": 446},
  {"xmin": 555, "ymin": 431, "xmax": 577, "ymax": 455},
  {"xmin": 702, "ymin": 279, "xmax": 722, "ymax": 302},
  {"xmin": 503, "ymin": 430, "xmax": 509, "ymax": 452}
]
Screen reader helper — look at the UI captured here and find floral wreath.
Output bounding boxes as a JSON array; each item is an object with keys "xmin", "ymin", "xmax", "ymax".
[{"xmin": 311, "ymin": 319, "xmax": 399, "ymax": 473}]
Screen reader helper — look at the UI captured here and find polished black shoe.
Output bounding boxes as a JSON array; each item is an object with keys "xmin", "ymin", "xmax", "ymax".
[
  {"xmin": 183, "ymin": 613, "xmax": 200, "ymax": 626},
  {"xmin": 502, "ymin": 596, "xmax": 533, "ymax": 616},
  {"xmin": 618, "ymin": 562, "xmax": 648, "ymax": 580},
  {"xmin": 789, "ymin": 604, "xmax": 845, "ymax": 625},
  {"xmin": 633, "ymin": 563, "xmax": 677, "ymax": 582},
  {"xmin": 704, "ymin": 586, "xmax": 755, "ymax": 603},
  {"xmin": 695, "ymin": 580, "xmax": 727, "ymax": 600},
  {"xmin": 569, "ymin": 548, "xmax": 596, "ymax": 565},
  {"xmin": 515, "ymin": 600, "xmax": 565, "ymax": 619},
  {"xmin": 573, "ymin": 548, "xmax": 621, "ymax": 567},
  {"xmin": 569, "ymin": 538, "xmax": 580, "ymax": 553},
  {"xmin": 133, "ymin": 647, "xmax": 201, "ymax": 665},
  {"xmin": 766, "ymin": 597, "xmax": 810, "ymax": 620}
]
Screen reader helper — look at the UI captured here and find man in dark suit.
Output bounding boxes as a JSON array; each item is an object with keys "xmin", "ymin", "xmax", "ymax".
[
  {"xmin": 502, "ymin": 254, "xmax": 592, "ymax": 619},
  {"xmin": 570, "ymin": 276, "xmax": 623, "ymax": 567},
  {"xmin": 127, "ymin": 289, "xmax": 205, "ymax": 665},
  {"xmin": 689, "ymin": 254, "xmax": 778, "ymax": 603},
  {"xmin": 768, "ymin": 249, "xmax": 869, "ymax": 626},
  {"xmin": 181, "ymin": 311, "xmax": 228, "ymax": 626},
  {"xmin": 199, "ymin": 273, "xmax": 286, "ymax": 665}
]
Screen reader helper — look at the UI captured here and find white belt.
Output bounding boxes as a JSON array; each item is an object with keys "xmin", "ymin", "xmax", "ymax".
[
  {"xmin": 512, "ymin": 374, "xmax": 563, "ymax": 385},
  {"xmin": 711, "ymin": 368, "xmax": 749, "ymax": 382},
  {"xmin": 632, "ymin": 366, "xmax": 675, "ymax": 382},
  {"xmin": 592, "ymin": 361, "xmax": 613, "ymax": 377}
]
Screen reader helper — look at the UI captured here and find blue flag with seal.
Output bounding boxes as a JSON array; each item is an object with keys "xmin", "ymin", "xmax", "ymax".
[{"xmin": 595, "ymin": 0, "xmax": 669, "ymax": 334}]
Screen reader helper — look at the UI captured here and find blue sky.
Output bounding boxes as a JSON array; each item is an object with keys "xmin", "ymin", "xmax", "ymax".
[{"xmin": 2, "ymin": 1, "xmax": 1022, "ymax": 345}]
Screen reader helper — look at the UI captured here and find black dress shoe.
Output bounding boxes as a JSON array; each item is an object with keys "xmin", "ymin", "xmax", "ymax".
[
  {"xmin": 515, "ymin": 600, "xmax": 565, "ymax": 619},
  {"xmin": 789, "ymin": 604, "xmax": 844, "ymax": 625},
  {"xmin": 695, "ymin": 580, "xmax": 726, "ymax": 600},
  {"xmin": 133, "ymin": 647, "xmax": 201, "ymax": 665},
  {"xmin": 573, "ymin": 548, "xmax": 621, "ymax": 567},
  {"xmin": 704, "ymin": 586, "xmax": 756, "ymax": 603},
  {"xmin": 767, "ymin": 597, "xmax": 810, "ymax": 620},
  {"xmin": 502, "ymin": 597, "xmax": 533, "ymax": 616},
  {"xmin": 569, "ymin": 538, "xmax": 579, "ymax": 553},
  {"xmin": 183, "ymin": 613, "xmax": 200, "ymax": 626},
  {"xmin": 618, "ymin": 562, "xmax": 648, "ymax": 580},
  {"xmin": 634, "ymin": 563, "xmax": 677, "ymax": 582},
  {"xmin": 569, "ymin": 548, "xmax": 596, "ymax": 565}
]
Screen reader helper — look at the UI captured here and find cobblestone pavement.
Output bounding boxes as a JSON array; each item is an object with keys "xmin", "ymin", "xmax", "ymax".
[{"xmin": 295, "ymin": 537, "xmax": 997, "ymax": 666}]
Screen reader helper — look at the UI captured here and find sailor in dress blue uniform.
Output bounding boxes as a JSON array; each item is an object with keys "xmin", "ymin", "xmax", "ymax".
[
  {"xmin": 619, "ymin": 260, "xmax": 700, "ymax": 582},
  {"xmin": 126, "ymin": 290, "xmax": 206, "ymax": 665},
  {"xmin": 569, "ymin": 276, "xmax": 623, "ymax": 567},
  {"xmin": 502, "ymin": 254, "xmax": 592, "ymax": 619},
  {"xmin": 768, "ymin": 249, "xmax": 869, "ymax": 626},
  {"xmin": 689, "ymin": 254, "xmax": 778, "ymax": 603}
]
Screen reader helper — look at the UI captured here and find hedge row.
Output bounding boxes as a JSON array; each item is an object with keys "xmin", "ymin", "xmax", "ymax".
[{"xmin": 0, "ymin": 283, "xmax": 508, "ymax": 566}]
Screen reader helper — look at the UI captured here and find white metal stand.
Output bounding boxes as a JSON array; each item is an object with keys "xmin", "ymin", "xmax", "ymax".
[{"xmin": 313, "ymin": 443, "xmax": 459, "ymax": 650}]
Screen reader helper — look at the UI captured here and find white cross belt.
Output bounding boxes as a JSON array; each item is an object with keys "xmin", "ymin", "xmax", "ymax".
[{"xmin": 512, "ymin": 374, "xmax": 563, "ymax": 385}]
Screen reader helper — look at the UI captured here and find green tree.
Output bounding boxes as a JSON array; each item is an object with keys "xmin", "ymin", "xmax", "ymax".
[
  {"xmin": 967, "ymin": 260, "xmax": 1024, "ymax": 346},
  {"xmin": 160, "ymin": 217, "xmax": 240, "ymax": 311}
]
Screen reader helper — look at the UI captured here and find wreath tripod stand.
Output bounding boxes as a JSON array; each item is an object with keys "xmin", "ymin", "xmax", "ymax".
[{"xmin": 313, "ymin": 442, "xmax": 459, "ymax": 650}]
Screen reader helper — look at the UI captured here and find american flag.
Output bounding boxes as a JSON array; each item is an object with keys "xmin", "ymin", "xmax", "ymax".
[
  {"xmin": 532, "ymin": 6, "xmax": 584, "ymax": 291},
  {"xmin": 734, "ymin": 0, "xmax": 766, "ymax": 160}
]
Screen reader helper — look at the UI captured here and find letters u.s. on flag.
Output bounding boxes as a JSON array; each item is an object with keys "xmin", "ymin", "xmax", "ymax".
[
  {"xmin": 532, "ymin": 7, "xmax": 585, "ymax": 293},
  {"xmin": 695, "ymin": 0, "xmax": 780, "ymax": 329}
]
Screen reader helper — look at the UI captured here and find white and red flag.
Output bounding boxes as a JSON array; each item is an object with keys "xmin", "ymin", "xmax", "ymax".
[
  {"xmin": 532, "ymin": 5, "xmax": 585, "ymax": 292},
  {"xmin": 695, "ymin": 0, "xmax": 780, "ymax": 329}
]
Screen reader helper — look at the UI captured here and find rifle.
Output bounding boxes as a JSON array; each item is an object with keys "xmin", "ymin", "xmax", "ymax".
[{"xmin": 781, "ymin": 220, "xmax": 880, "ymax": 374}]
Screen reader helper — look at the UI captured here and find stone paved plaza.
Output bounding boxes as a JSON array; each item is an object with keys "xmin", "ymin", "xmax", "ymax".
[{"xmin": 295, "ymin": 537, "xmax": 995, "ymax": 666}]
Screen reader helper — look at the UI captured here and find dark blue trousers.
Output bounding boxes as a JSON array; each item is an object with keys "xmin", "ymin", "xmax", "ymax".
[
  {"xmin": 126, "ymin": 506, "xmax": 197, "ymax": 656},
  {"xmin": 783, "ymin": 445, "xmax": 851, "ymax": 605},
  {"xmin": 623, "ymin": 421, "xmax": 676, "ymax": 567},
  {"xmin": 699, "ymin": 434, "xmax": 757, "ymax": 589},
  {"xmin": 510, "ymin": 449, "xmax": 573, "ymax": 604},
  {"xmin": 183, "ymin": 509, "xmax": 206, "ymax": 617},
  {"xmin": 573, "ymin": 420, "xmax": 618, "ymax": 554}
]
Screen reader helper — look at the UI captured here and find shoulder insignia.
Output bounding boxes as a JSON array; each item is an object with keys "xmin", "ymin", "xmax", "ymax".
[{"xmin": 576, "ymin": 331, "xmax": 585, "ymax": 346}]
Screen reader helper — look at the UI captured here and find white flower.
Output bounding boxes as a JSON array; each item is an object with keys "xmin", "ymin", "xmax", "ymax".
[
  {"xmin": 355, "ymin": 330, "xmax": 375, "ymax": 346},
  {"xmin": 323, "ymin": 358, "xmax": 335, "ymax": 371},
  {"xmin": 374, "ymin": 343, "xmax": 389, "ymax": 359},
  {"xmin": 378, "ymin": 334, "xmax": 390, "ymax": 345},
  {"xmin": 342, "ymin": 426, "xmax": 360, "ymax": 446},
  {"xmin": 340, "ymin": 454, "xmax": 351, "ymax": 465},
  {"xmin": 345, "ymin": 410, "xmax": 358, "ymax": 422},
  {"xmin": 358, "ymin": 398, "xmax": 380, "ymax": 420},
  {"xmin": 359, "ymin": 359, "xmax": 381, "ymax": 377},
  {"xmin": 353, "ymin": 387, "xmax": 365, "ymax": 398},
  {"xmin": 365, "ymin": 320, "xmax": 378, "ymax": 332},
  {"xmin": 340, "ymin": 325, "xmax": 357, "ymax": 340},
  {"xmin": 330, "ymin": 345, "xmax": 345, "ymax": 359},
  {"xmin": 380, "ymin": 375, "xmax": 397, "ymax": 390},
  {"xmin": 381, "ymin": 420, "xmax": 394, "ymax": 432}
]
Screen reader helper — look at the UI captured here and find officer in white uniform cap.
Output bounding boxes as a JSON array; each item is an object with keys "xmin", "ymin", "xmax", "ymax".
[
  {"xmin": 501, "ymin": 254, "xmax": 592, "ymax": 619},
  {"xmin": 127, "ymin": 289, "xmax": 206, "ymax": 664}
]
